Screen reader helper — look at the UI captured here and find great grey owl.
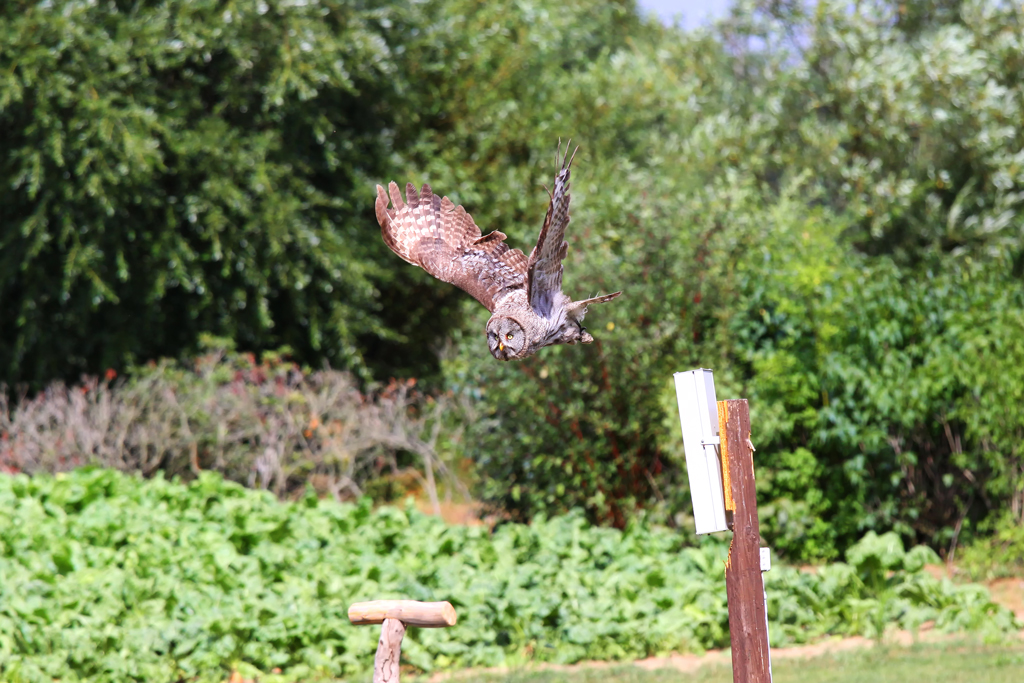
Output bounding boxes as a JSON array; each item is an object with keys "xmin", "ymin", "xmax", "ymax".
[{"xmin": 374, "ymin": 142, "xmax": 622, "ymax": 361}]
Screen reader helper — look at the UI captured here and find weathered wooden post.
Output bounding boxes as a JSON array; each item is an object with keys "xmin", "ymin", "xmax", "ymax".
[
  {"xmin": 348, "ymin": 599, "xmax": 457, "ymax": 683},
  {"xmin": 675, "ymin": 370, "xmax": 772, "ymax": 683},
  {"xmin": 719, "ymin": 399, "xmax": 772, "ymax": 683}
]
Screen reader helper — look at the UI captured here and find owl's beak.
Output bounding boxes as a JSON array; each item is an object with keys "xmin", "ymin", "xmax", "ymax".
[{"xmin": 499, "ymin": 342, "xmax": 504, "ymax": 351}]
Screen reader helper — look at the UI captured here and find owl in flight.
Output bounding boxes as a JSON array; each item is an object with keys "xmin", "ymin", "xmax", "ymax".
[{"xmin": 374, "ymin": 142, "xmax": 622, "ymax": 361}]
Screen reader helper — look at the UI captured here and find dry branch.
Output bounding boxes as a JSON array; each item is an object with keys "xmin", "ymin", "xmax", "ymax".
[{"xmin": 0, "ymin": 349, "xmax": 470, "ymax": 506}]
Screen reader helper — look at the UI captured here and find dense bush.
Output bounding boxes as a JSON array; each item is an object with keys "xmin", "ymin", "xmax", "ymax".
[
  {"xmin": 0, "ymin": 340, "xmax": 464, "ymax": 508},
  {"xmin": 0, "ymin": 470, "xmax": 1015, "ymax": 683},
  {"xmin": 720, "ymin": 0, "xmax": 1024, "ymax": 559}
]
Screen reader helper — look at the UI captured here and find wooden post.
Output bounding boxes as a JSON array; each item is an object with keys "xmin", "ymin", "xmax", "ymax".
[
  {"xmin": 719, "ymin": 399, "xmax": 771, "ymax": 683},
  {"xmin": 373, "ymin": 618, "xmax": 406, "ymax": 683},
  {"xmin": 348, "ymin": 600, "xmax": 457, "ymax": 683}
]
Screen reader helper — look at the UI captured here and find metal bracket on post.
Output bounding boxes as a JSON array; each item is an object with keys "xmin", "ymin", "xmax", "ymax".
[
  {"xmin": 760, "ymin": 547, "xmax": 773, "ymax": 682},
  {"xmin": 673, "ymin": 369, "xmax": 729, "ymax": 534}
]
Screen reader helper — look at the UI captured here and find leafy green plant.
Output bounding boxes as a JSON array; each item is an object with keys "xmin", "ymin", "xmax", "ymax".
[
  {"xmin": 0, "ymin": 469, "xmax": 1015, "ymax": 683},
  {"xmin": 958, "ymin": 514, "xmax": 1024, "ymax": 581}
]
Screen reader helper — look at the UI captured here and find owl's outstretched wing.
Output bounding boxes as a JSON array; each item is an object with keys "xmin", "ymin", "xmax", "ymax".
[
  {"xmin": 375, "ymin": 182, "xmax": 528, "ymax": 312},
  {"xmin": 527, "ymin": 141, "xmax": 577, "ymax": 318}
]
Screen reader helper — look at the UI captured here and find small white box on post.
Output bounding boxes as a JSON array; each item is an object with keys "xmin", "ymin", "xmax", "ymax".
[{"xmin": 673, "ymin": 368, "xmax": 728, "ymax": 534}]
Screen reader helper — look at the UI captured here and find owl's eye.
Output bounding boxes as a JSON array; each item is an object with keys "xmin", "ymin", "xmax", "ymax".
[{"xmin": 506, "ymin": 332, "xmax": 514, "ymax": 341}]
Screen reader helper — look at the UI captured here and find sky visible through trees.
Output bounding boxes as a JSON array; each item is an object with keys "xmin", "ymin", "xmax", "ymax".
[{"xmin": 638, "ymin": 0, "xmax": 734, "ymax": 28}]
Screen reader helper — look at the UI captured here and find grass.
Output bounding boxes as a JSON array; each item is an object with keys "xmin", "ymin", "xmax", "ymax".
[{"xmin": 454, "ymin": 639, "xmax": 1024, "ymax": 683}]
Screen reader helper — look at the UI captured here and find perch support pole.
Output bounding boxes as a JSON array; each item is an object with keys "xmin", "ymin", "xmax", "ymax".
[{"xmin": 348, "ymin": 600, "xmax": 457, "ymax": 683}]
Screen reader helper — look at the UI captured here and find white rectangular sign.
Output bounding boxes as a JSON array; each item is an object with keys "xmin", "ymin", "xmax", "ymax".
[{"xmin": 673, "ymin": 368, "xmax": 728, "ymax": 534}]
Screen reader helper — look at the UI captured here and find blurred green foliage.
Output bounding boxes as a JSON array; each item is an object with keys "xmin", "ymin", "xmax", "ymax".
[
  {"xmin": 0, "ymin": 469, "xmax": 1014, "ymax": 683},
  {"xmin": 2, "ymin": 0, "xmax": 1024, "ymax": 560},
  {"xmin": 958, "ymin": 512, "xmax": 1024, "ymax": 580}
]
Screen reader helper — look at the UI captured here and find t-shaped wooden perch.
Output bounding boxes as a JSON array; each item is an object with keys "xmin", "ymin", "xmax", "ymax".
[{"xmin": 348, "ymin": 600, "xmax": 458, "ymax": 683}]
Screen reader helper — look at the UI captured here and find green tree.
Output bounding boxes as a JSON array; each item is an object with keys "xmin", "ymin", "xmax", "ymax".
[
  {"xmin": 441, "ymin": 0, "xmax": 1024, "ymax": 555},
  {"xmin": 715, "ymin": 0, "xmax": 1024, "ymax": 557},
  {"xmin": 951, "ymin": 297, "xmax": 1024, "ymax": 524},
  {"xmin": 0, "ymin": 0, "xmax": 464, "ymax": 388}
]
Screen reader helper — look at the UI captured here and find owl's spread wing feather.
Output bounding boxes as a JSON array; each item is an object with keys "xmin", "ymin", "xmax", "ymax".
[
  {"xmin": 375, "ymin": 181, "xmax": 528, "ymax": 312},
  {"xmin": 527, "ymin": 141, "xmax": 577, "ymax": 318}
]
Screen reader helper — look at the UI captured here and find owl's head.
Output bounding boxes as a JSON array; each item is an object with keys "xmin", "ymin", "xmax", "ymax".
[{"xmin": 486, "ymin": 316, "xmax": 527, "ymax": 361}]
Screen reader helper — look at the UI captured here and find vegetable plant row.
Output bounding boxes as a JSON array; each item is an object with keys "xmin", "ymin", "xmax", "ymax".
[{"xmin": 0, "ymin": 469, "xmax": 1016, "ymax": 683}]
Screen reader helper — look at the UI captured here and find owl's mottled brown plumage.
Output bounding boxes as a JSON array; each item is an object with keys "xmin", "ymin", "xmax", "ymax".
[{"xmin": 374, "ymin": 141, "xmax": 621, "ymax": 361}]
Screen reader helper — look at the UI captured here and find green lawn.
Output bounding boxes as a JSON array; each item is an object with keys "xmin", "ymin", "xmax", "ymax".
[{"xmin": 458, "ymin": 639, "xmax": 1024, "ymax": 683}]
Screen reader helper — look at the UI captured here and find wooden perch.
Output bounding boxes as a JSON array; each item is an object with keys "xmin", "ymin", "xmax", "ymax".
[
  {"xmin": 348, "ymin": 600, "xmax": 457, "ymax": 627},
  {"xmin": 349, "ymin": 600, "xmax": 458, "ymax": 683}
]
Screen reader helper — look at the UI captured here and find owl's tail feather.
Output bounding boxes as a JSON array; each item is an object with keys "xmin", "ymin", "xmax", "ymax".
[
  {"xmin": 569, "ymin": 291, "xmax": 622, "ymax": 320},
  {"xmin": 576, "ymin": 291, "xmax": 622, "ymax": 307}
]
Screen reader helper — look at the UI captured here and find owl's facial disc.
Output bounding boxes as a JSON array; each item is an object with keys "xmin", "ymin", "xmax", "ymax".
[{"xmin": 486, "ymin": 317, "xmax": 526, "ymax": 361}]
